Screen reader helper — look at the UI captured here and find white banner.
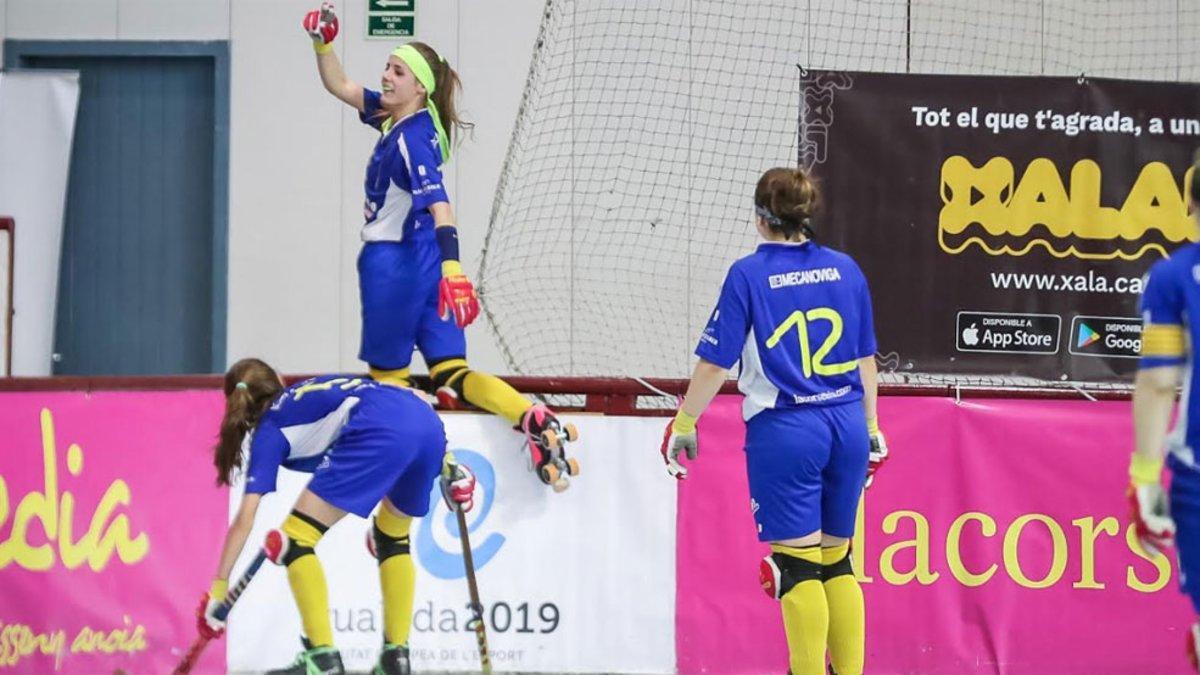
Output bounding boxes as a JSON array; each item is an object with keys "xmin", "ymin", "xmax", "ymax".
[
  {"xmin": 0, "ymin": 70, "xmax": 80, "ymax": 376},
  {"xmin": 226, "ymin": 413, "xmax": 677, "ymax": 673}
]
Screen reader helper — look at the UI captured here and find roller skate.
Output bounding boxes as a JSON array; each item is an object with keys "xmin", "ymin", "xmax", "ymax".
[
  {"xmin": 266, "ymin": 637, "xmax": 344, "ymax": 675},
  {"xmin": 519, "ymin": 403, "xmax": 580, "ymax": 492},
  {"xmin": 373, "ymin": 642, "xmax": 411, "ymax": 675}
]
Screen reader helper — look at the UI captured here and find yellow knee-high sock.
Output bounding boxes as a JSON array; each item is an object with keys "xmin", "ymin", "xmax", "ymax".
[
  {"xmin": 823, "ymin": 543, "xmax": 864, "ymax": 675},
  {"xmin": 369, "ymin": 366, "xmax": 411, "ymax": 387},
  {"xmin": 282, "ymin": 512, "xmax": 333, "ymax": 647},
  {"xmin": 770, "ymin": 544, "xmax": 829, "ymax": 675},
  {"xmin": 375, "ymin": 507, "xmax": 416, "ymax": 646},
  {"xmin": 430, "ymin": 358, "xmax": 531, "ymax": 424}
]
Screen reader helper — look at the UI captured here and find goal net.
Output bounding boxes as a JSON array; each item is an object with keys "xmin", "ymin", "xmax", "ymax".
[{"xmin": 479, "ymin": 0, "xmax": 1199, "ymax": 388}]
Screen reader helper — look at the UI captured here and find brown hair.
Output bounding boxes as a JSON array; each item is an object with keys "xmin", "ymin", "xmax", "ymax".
[
  {"xmin": 408, "ymin": 41, "xmax": 473, "ymax": 146},
  {"xmin": 754, "ymin": 167, "xmax": 821, "ymax": 241},
  {"xmin": 214, "ymin": 358, "xmax": 284, "ymax": 486}
]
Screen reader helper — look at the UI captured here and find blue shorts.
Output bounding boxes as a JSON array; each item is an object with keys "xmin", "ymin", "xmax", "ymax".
[
  {"xmin": 358, "ymin": 239, "xmax": 466, "ymax": 369},
  {"xmin": 307, "ymin": 386, "xmax": 446, "ymax": 518},
  {"xmin": 744, "ymin": 403, "xmax": 869, "ymax": 541},
  {"xmin": 1170, "ymin": 456, "xmax": 1200, "ymax": 612}
]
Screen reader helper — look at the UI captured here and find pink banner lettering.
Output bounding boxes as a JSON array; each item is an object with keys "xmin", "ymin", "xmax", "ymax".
[
  {"xmin": 677, "ymin": 395, "xmax": 1194, "ymax": 674},
  {"xmin": 0, "ymin": 391, "xmax": 228, "ymax": 673}
]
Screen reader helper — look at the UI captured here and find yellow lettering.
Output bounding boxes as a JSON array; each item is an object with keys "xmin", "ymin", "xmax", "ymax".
[
  {"xmin": 1003, "ymin": 514, "xmax": 1067, "ymax": 589},
  {"xmin": 879, "ymin": 510, "xmax": 939, "ymax": 585},
  {"xmin": 939, "ymin": 156, "xmax": 1197, "ymax": 260},
  {"xmin": 69, "ymin": 617, "xmax": 147, "ymax": 656},
  {"xmin": 0, "ymin": 623, "xmax": 66, "ymax": 670},
  {"xmin": 0, "ymin": 409, "xmax": 148, "ymax": 572},
  {"xmin": 293, "ymin": 377, "xmax": 360, "ymax": 400},
  {"xmin": 945, "ymin": 512, "xmax": 998, "ymax": 587},
  {"xmin": 1073, "ymin": 516, "xmax": 1119, "ymax": 589},
  {"xmin": 1008, "ymin": 158, "xmax": 1072, "ymax": 237},
  {"xmin": 1126, "ymin": 523, "xmax": 1171, "ymax": 592},
  {"xmin": 852, "ymin": 493, "xmax": 872, "ymax": 583},
  {"xmin": 0, "ymin": 476, "xmax": 9, "ymax": 567}
]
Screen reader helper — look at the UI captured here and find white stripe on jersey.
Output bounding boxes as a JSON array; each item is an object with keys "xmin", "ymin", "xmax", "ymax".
[
  {"xmin": 739, "ymin": 326, "xmax": 781, "ymax": 421},
  {"xmin": 361, "ymin": 133, "xmax": 415, "ymax": 242},
  {"xmin": 237, "ymin": 396, "xmax": 362, "ymax": 464},
  {"xmin": 362, "ymin": 181, "xmax": 414, "ymax": 242},
  {"xmin": 281, "ymin": 396, "xmax": 361, "ymax": 460}
]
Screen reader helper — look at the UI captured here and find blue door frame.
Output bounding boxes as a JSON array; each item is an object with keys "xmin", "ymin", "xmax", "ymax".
[{"xmin": 4, "ymin": 40, "xmax": 230, "ymax": 372}]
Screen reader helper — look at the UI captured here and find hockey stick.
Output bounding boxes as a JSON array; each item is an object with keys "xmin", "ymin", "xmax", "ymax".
[
  {"xmin": 456, "ymin": 507, "xmax": 493, "ymax": 674},
  {"xmin": 172, "ymin": 548, "xmax": 269, "ymax": 674}
]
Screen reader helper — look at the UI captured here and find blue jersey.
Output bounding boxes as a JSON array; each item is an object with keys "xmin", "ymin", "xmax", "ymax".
[
  {"xmin": 1139, "ymin": 243, "xmax": 1200, "ymax": 467},
  {"xmin": 243, "ymin": 375, "xmax": 418, "ymax": 495},
  {"xmin": 696, "ymin": 241, "xmax": 877, "ymax": 420},
  {"xmin": 359, "ymin": 90, "xmax": 449, "ymax": 243}
]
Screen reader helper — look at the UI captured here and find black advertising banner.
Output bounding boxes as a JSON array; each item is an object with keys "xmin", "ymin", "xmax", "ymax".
[{"xmin": 801, "ymin": 70, "xmax": 1200, "ymax": 381}]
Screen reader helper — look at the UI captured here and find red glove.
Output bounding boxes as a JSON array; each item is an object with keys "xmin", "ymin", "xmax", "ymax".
[
  {"xmin": 440, "ymin": 454, "xmax": 477, "ymax": 512},
  {"xmin": 661, "ymin": 412, "xmax": 698, "ymax": 480},
  {"xmin": 302, "ymin": 2, "xmax": 340, "ymax": 48},
  {"xmin": 864, "ymin": 419, "xmax": 888, "ymax": 489},
  {"xmin": 438, "ymin": 275, "xmax": 480, "ymax": 328},
  {"xmin": 195, "ymin": 593, "xmax": 226, "ymax": 640},
  {"xmin": 1129, "ymin": 483, "xmax": 1175, "ymax": 556}
]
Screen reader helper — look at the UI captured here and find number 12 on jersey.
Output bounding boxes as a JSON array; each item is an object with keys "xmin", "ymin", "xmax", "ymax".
[{"xmin": 765, "ymin": 307, "xmax": 857, "ymax": 378}]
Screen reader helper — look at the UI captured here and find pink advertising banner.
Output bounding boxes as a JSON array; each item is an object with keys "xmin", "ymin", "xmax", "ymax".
[
  {"xmin": 677, "ymin": 395, "xmax": 1196, "ymax": 674},
  {"xmin": 0, "ymin": 391, "xmax": 228, "ymax": 674}
]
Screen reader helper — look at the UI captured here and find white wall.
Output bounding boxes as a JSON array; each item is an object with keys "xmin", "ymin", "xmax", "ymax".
[
  {"xmin": 1, "ymin": 0, "xmax": 542, "ymax": 375},
  {"xmin": 1, "ymin": 0, "xmax": 1196, "ymax": 376}
]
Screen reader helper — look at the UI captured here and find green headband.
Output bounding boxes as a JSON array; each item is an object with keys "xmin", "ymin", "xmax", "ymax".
[{"xmin": 392, "ymin": 44, "xmax": 451, "ymax": 163}]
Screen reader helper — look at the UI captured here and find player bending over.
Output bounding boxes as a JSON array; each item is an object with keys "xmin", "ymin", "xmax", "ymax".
[
  {"xmin": 195, "ymin": 358, "xmax": 475, "ymax": 674},
  {"xmin": 660, "ymin": 167, "xmax": 888, "ymax": 675}
]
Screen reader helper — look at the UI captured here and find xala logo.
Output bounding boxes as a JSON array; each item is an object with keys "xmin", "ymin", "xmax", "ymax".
[
  {"xmin": 415, "ymin": 448, "xmax": 505, "ymax": 579},
  {"xmin": 961, "ymin": 323, "xmax": 980, "ymax": 346}
]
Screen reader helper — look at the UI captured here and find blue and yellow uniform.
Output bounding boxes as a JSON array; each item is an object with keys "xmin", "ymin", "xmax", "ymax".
[
  {"xmin": 697, "ymin": 240, "xmax": 876, "ymax": 540},
  {"xmin": 245, "ymin": 374, "xmax": 445, "ymax": 517},
  {"xmin": 1139, "ymin": 243, "xmax": 1200, "ymax": 609},
  {"xmin": 356, "ymin": 91, "xmax": 463, "ymax": 370}
]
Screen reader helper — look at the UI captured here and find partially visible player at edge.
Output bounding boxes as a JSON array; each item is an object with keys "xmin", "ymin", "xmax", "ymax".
[
  {"xmin": 301, "ymin": 2, "xmax": 580, "ymax": 490},
  {"xmin": 660, "ymin": 167, "xmax": 888, "ymax": 675},
  {"xmin": 1129, "ymin": 152, "xmax": 1200, "ymax": 670},
  {"xmin": 194, "ymin": 359, "xmax": 476, "ymax": 674}
]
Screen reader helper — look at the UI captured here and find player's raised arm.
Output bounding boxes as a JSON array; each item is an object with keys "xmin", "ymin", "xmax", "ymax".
[{"xmin": 303, "ymin": 3, "xmax": 364, "ymax": 111}]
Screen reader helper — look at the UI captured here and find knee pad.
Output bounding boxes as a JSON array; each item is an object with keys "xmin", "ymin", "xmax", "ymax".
[
  {"xmin": 367, "ymin": 521, "xmax": 411, "ymax": 563},
  {"xmin": 264, "ymin": 528, "xmax": 317, "ymax": 566},
  {"xmin": 760, "ymin": 551, "xmax": 823, "ymax": 600},
  {"xmin": 269, "ymin": 511, "xmax": 328, "ymax": 566},
  {"xmin": 429, "ymin": 358, "xmax": 470, "ymax": 400},
  {"xmin": 823, "ymin": 546, "xmax": 854, "ymax": 581}
]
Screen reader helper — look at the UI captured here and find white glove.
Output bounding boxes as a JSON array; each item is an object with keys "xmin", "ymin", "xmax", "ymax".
[
  {"xmin": 865, "ymin": 421, "xmax": 888, "ymax": 489},
  {"xmin": 661, "ymin": 411, "xmax": 698, "ymax": 480},
  {"xmin": 1129, "ymin": 482, "xmax": 1175, "ymax": 556}
]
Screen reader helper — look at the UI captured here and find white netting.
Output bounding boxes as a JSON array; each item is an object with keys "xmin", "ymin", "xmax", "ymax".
[{"xmin": 479, "ymin": 0, "xmax": 1199, "ymax": 389}]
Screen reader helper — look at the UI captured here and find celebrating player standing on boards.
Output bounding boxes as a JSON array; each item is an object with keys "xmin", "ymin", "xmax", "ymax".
[
  {"xmin": 1128, "ymin": 153, "xmax": 1200, "ymax": 670},
  {"xmin": 301, "ymin": 2, "xmax": 581, "ymax": 490},
  {"xmin": 660, "ymin": 167, "xmax": 887, "ymax": 675},
  {"xmin": 194, "ymin": 359, "xmax": 476, "ymax": 674}
]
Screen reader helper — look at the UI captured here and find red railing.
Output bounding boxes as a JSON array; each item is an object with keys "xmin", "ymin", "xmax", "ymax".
[
  {"xmin": 0, "ymin": 217, "xmax": 13, "ymax": 377},
  {"xmin": 0, "ymin": 373, "xmax": 1133, "ymax": 414}
]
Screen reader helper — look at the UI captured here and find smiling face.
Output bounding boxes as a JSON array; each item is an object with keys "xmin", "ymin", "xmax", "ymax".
[{"xmin": 380, "ymin": 55, "xmax": 426, "ymax": 112}]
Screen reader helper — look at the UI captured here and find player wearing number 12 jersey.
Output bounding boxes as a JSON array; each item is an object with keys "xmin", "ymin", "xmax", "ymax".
[{"xmin": 660, "ymin": 167, "xmax": 887, "ymax": 675}]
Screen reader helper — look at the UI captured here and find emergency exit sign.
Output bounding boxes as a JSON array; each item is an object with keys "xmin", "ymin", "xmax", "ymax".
[{"xmin": 367, "ymin": 0, "xmax": 414, "ymax": 38}]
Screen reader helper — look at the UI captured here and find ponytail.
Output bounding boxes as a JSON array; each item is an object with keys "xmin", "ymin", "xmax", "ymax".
[
  {"xmin": 408, "ymin": 41, "xmax": 473, "ymax": 147},
  {"xmin": 754, "ymin": 167, "xmax": 821, "ymax": 240},
  {"xmin": 214, "ymin": 358, "xmax": 283, "ymax": 486}
]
